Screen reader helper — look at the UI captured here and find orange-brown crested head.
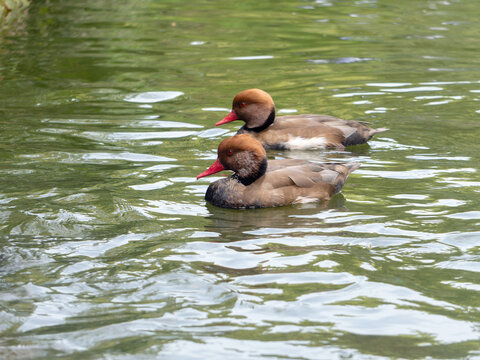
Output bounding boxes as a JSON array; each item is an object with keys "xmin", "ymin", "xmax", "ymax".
[
  {"xmin": 217, "ymin": 134, "xmax": 267, "ymax": 185},
  {"xmin": 232, "ymin": 89, "xmax": 274, "ymax": 109},
  {"xmin": 216, "ymin": 89, "xmax": 276, "ymax": 130}
]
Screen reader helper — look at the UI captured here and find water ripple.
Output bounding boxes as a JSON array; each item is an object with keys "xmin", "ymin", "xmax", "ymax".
[
  {"xmin": 2, "ymin": 0, "xmax": 480, "ymax": 358},
  {"xmin": 124, "ymin": 91, "xmax": 184, "ymax": 103}
]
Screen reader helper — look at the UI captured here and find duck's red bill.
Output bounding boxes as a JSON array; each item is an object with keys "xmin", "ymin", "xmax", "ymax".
[
  {"xmin": 196, "ymin": 159, "xmax": 225, "ymax": 180},
  {"xmin": 215, "ymin": 110, "xmax": 238, "ymax": 126}
]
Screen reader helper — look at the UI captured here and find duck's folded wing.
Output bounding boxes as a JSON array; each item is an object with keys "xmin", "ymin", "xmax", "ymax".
[
  {"xmin": 246, "ymin": 162, "xmax": 360, "ymax": 207},
  {"xmin": 270, "ymin": 116, "xmax": 348, "ymax": 147},
  {"xmin": 303, "ymin": 116, "xmax": 389, "ymax": 144},
  {"xmin": 264, "ymin": 163, "xmax": 355, "ymax": 189},
  {"xmin": 267, "ymin": 159, "xmax": 310, "ymax": 172},
  {"xmin": 278, "ymin": 115, "xmax": 388, "ymax": 145}
]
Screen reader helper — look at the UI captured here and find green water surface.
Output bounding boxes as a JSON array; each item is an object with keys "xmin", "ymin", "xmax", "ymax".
[{"xmin": 1, "ymin": 0, "xmax": 480, "ymax": 359}]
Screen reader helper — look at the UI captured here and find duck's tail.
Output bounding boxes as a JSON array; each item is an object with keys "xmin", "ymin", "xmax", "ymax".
[
  {"xmin": 344, "ymin": 162, "xmax": 361, "ymax": 175},
  {"xmin": 331, "ymin": 162, "xmax": 361, "ymax": 194},
  {"xmin": 371, "ymin": 127, "xmax": 389, "ymax": 135}
]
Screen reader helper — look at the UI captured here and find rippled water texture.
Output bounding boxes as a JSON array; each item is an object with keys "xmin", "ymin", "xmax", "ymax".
[{"xmin": 1, "ymin": 0, "xmax": 480, "ymax": 359}]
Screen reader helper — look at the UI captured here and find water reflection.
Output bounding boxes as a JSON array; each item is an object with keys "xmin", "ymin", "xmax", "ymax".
[
  {"xmin": 124, "ymin": 91, "xmax": 184, "ymax": 103},
  {"xmin": 1, "ymin": 0, "xmax": 480, "ymax": 358},
  {"xmin": 203, "ymin": 196, "xmax": 346, "ymax": 237}
]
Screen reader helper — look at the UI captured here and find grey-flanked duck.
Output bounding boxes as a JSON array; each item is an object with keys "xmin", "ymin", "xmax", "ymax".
[
  {"xmin": 197, "ymin": 134, "xmax": 360, "ymax": 209},
  {"xmin": 216, "ymin": 88, "xmax": 388, "ymax": 150}
]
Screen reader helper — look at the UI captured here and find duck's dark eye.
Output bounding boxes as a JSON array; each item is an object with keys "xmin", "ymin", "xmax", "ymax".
[
  {"xmin": 240, "ymin": 102, "xmax": 246, "ymax": 108},
  {"xmin": 227, "ymin": 150, "xmax": 233, "ymax": 156}
]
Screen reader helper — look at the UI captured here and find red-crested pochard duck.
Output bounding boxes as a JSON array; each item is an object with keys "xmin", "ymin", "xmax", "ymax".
[
  {"xmin": 196, "ymin": 134, "xmax": 360, "ymax": 209},
  {"xmin": 216, "ymin": 89, "xmax": 388, "ymax": 150}
]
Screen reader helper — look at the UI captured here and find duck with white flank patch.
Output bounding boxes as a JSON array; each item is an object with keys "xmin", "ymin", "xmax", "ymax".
[
  {"xmin": 197, "ymin": 134, "xmax": 360, "ymax": 209},
  {"xmin": 216, "ymin": 89, "xmax": 388, "ymax": 150}
]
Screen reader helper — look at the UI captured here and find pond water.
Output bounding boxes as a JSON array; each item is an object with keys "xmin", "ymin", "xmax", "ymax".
[{"xmin": 1, "ymin": 0, "xmax": 480, "ymax": 358}]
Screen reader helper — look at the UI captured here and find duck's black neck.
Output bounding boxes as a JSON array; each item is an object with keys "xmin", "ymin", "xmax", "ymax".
[
  {"xmin": 245, "ymin": 108, "xmax": 275, "ymax": 133},
  {"xmin": 232, "ymin": 157, "xmax": 268, "ymax": 186}
]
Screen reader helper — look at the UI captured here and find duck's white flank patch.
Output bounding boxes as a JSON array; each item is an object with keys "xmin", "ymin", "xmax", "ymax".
[
  {"xmin": 287, "ymin": 136, "xmax": 327, "ymax": 150},
  {"xmin": 293, "ymin": 196, "xmax": 318, "ymax": 204}
]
